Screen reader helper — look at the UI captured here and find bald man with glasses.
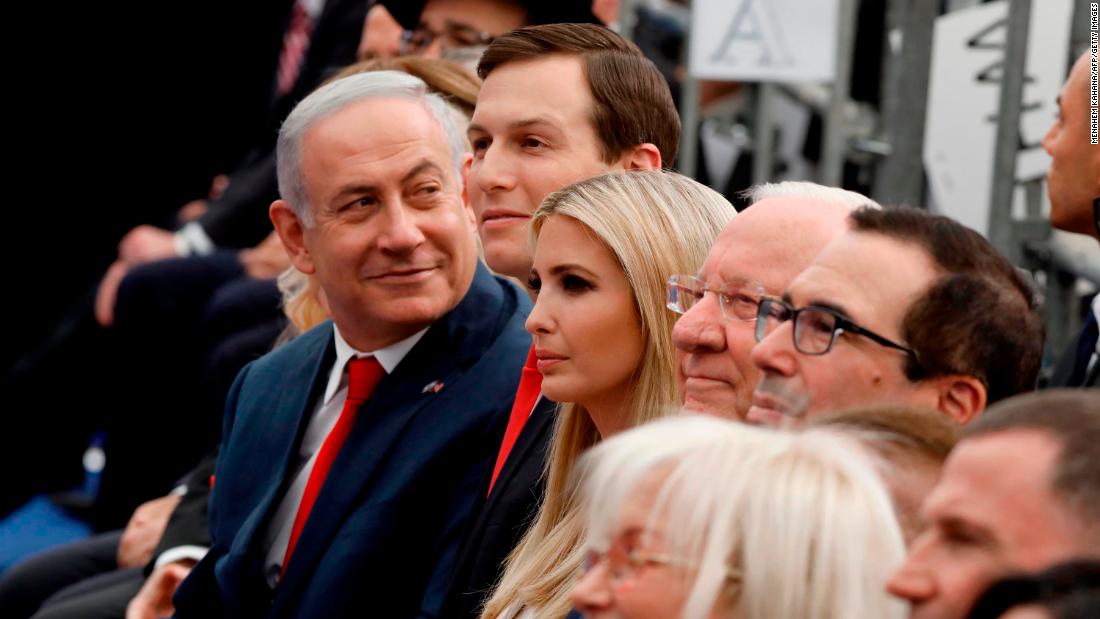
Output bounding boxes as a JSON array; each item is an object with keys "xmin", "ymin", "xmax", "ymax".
[
  {"xmin": 750, "ymin": 206, "xmax": 1044, "ymax": 427},
  {"xmin": 668, "ymin": 182, "xmax": 871, "ymax": 420}
]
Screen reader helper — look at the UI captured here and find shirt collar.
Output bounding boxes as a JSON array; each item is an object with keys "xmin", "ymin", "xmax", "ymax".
[{"xmin": 323, "ymin": 324, "xmax": 429, "ymax": 405}]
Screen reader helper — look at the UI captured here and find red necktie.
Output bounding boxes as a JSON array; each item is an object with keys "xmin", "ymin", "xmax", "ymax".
[
  {"xmin": 276, "ymin": 1, "xmax": 313, "ymax": 97},
  {"xmin": 281, "ymin": 356, "xmax": 385, "ymax": 576},
  {"xmin": 487, "ymin": 347, "xmax": 542, "ymax": 495}
]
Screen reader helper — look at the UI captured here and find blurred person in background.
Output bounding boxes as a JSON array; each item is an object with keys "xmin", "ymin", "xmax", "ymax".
[
  {"xmin": 966, "ymin": 560, "xmax": 1100, "ymax": 619},
  {"xmin": 810, "ymin": 405, "xmax": 960, "ymax": 543},
  {"xmin": 888, "ymin": 390, "xmax": 1100, "ymax": 619},
  {"xmin": 1042, "ymin": 51, "xmax": 1100, "ymax": 389}
]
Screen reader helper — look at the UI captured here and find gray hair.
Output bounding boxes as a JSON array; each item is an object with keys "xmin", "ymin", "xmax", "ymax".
[
  {"xmin": 275, "ymin": 70, "xmax": 468, "ymax": 226},
  {"xmin": 578, "ymin": 416, "xmax": 907, "ymax": 619},
  {"xmin": 744, "ymin": 181, "xmax": 880, "ymax": 210}
]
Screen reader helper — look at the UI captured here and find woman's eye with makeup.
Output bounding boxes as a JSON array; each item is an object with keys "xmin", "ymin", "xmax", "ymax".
[
  {"xmin": 527, "ymin": 274, "xmax": 542, "ymax": 292},
  {"xmin": 561, "ymin": 274, "xmax": 593, "ymax": 293}
]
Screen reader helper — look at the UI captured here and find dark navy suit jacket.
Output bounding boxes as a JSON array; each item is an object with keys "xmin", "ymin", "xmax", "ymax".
[
  {"xmin": 173, "ymin": 264, "xmax": 532, "ymax": 618},
  {"xmin": 439, "ymin": 396, "xmax": 557, "ymax": 619}
]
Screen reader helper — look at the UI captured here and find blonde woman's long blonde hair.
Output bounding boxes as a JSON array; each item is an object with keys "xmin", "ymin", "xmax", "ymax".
[{"xmin": 480, "ymin": 170, "xmax": 737, "ymax": 619}]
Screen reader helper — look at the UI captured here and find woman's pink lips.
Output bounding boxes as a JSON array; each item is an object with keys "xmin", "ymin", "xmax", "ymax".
[
  {"xmin": 535, "ymin": 349, "xmax": 567, "ymax": 372},
  {"xmin": 536, "ymin": 358, "xmax": 564, "ymax": 372}
]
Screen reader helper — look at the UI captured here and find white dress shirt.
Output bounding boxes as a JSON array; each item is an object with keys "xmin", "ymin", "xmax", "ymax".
[{"xmin": 259, "ymin": 324, "xmax": 427, "ymax": 587}]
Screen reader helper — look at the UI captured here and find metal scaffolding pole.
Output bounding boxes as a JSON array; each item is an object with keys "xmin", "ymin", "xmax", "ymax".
[
  {"xmin": 678, "ymin": 75, "xmax": 701, "ymax": 178},
  {"xmin": 872, "ymin": 0, "xmax": 938, "ymax": 206},
  {"xmin": 752, "ymin": 83, "xmax": 777, "ymax": 184},
  {"xmin": 819, "ymin": 0, "xmax": 860, "ymax": 186},
  {"xmin": 618, "ymin": 0, "xmax": 642, "ymax": 41},
  {"xmin": 1069, "ymin": 0, "xmax": 1094, "ymax": 59},
  {"xmin": 987, "ymin": 0, "xmax": 1032, "ymax": 263}
]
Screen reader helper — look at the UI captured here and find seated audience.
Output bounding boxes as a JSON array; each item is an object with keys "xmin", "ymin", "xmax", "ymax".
[
  {"xmin": 571, "ymin": 415, "xmax": 907, "ymax": 619},
  {"xmin": 669, "ymin": 181, "xmax": 871, "ymax": 419},
  {"xmin": 480, "ymin": 170, "xmax": 736, "ymax": 618},
  {"xmin": 0, "ymin": 55, "xmax": 482, "ymax": 619},
  {"xmin": 751, "ymin": 205, "xmax": 1044, "ymax": 426},
  {"xmin": 888, "ymin": 390, "xmax": 1100, "ymax": 619}
]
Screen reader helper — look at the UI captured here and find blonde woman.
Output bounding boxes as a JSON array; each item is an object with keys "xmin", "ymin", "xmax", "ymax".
[
  {"xmin": 571, "ymin": 416, "xmax": 908, "ymax": 619},
  {"xmin": 481, "ymin": 170, "xmax": 737, "ymax": 618}
]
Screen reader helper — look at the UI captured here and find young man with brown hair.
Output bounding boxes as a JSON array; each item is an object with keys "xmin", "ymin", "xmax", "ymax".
[
  {"xmin": 440, "ymin": 23, "xmax": 680, "ymax": 619},
  {"xmin": 465, "ymin": 22, "xmax": 680, "ymax": 281}
]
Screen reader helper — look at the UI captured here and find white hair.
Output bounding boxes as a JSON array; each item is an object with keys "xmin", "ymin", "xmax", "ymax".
[
  {"xmin": 578, "ymin": 416, "xmax": 907, "ymax": 619},
  {"xmin": 275, "ymin": 70, "xmax": 468, "ymax": 226},
  {"xmin": 744, "ymin": 181, "xmax": 880, "ymax": 211}
]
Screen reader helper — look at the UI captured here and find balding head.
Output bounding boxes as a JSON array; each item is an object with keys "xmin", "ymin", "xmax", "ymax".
[{"xmin": 672, "ymin": 182, "xmax": 871, "ymax": 419}]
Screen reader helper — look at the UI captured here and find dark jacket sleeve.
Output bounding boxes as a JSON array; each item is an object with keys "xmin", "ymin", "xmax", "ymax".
[
  {"xmin": 145, "ymin": 451, "xmax": 217, "ymax": 575},
  {"xmin": 194, "ymin": 0, "xmax": 368, "ymax": 250},
  {"xmin": 194, "ymin": 150, "xmax": 279, "ymax": 249}
]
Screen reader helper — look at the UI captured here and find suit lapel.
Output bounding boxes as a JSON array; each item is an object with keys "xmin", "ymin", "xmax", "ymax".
[
  {"xmin": 439, "ymin": 397, "xmax": 555, "ymax": 618},
  {"xmin": 483, "ymin": 397, "xmax": 556, "ymax": 517},
  {"xmin": 273, "ymin": 265, "xmax": 512, "ymax": 607},
  {"xmin": 453, "ymin": 397, "xmax": 556, "ymax": 572},
  {"xmin": 224, "ymin": 326, "xmax": 336, "ymax": 573}
]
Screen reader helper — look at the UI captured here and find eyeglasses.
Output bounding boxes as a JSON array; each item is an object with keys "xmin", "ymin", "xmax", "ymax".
[
  {"xmin": 666, "ymin": 274, "xmax": 766, "ymax": 322},
  {"xmin": 754, "ymin": 297, "xmax": 919, "ymax": 358},
  {"xmin": 400, "ymin": 20, "xmax": 496, "ymax": 55},
  {"xmin": 582, "ymin": 545, "xmax": 678, "ymax": 583},
  {"xmin": 582, "ymin": 543, "xmax": 742, "ymax": 584}
]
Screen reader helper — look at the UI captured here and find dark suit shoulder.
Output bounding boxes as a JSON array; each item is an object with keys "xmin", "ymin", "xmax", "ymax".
[
  {"xmin": 439, "ymin": 397, "xmax": 556, "ymax": 619},
  {"xmin": 432, "ymin": 264, "xmax": 531, "ymax": 368}
]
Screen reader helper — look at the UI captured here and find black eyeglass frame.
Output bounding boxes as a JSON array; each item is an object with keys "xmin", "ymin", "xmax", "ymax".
[{"xmin": 754, "ymin": 297, "xmax": 920, "ymax": 359}]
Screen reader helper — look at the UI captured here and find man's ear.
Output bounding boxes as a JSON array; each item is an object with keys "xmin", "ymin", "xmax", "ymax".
[
  {"xmin": 460, "ymin": 154, "xmax": 477, "ymax": 229},
  {"xmin": 269, "ymin": 200, "xmax": 316, "ymax": 275},
  {"xmin": 931, "ymin": 375, "xmax": 987, "ymax": 425},
  {"xmin": 620, "ymin": 143, "xmax": 663, "ymax": 171}
]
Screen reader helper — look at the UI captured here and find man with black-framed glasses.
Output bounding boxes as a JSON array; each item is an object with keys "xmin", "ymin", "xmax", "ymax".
[
  {"xmin": 669, "ymin": 181, "xmax": 871, "ymax": 419},
  {"xmin": 749, "ymin": 206, "xmax": 1044, "ymax": 427}
]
